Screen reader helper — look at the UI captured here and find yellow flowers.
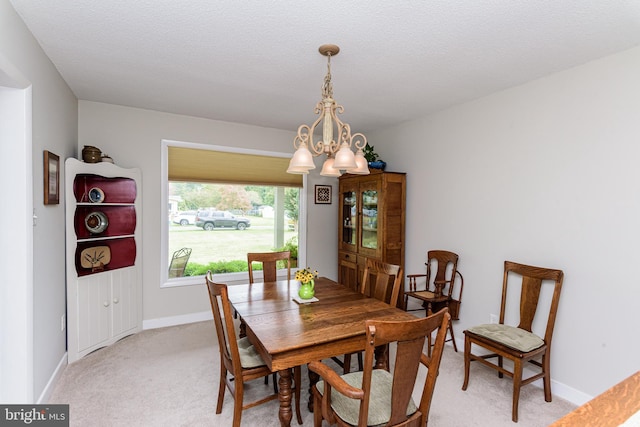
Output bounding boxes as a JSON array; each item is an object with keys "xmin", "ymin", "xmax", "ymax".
[{"xmin": 295, "ymin": 267, "xmax": 318, "ymax": 284}]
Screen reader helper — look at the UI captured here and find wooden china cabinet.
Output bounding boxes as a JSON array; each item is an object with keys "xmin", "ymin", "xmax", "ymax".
[
  {"xmin": 65, "ymin": 158, "xmax": 142, "ymax": 363},
  {"xmin": 338, "ymin": 169, "xmax": 406, "ymax": 297}
]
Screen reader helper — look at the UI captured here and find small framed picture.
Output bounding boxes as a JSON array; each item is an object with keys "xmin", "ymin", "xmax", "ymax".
[
  {"xmin": 314, "ymin": 185, "xmax": 332, "ymax": 204},
  {"xmin": 44, "ymin": 150, "xmax": 60, "ymax": 205}
]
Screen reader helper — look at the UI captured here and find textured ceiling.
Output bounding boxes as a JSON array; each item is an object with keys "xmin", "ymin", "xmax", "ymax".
[{"xmin": 9, "ymin": 0, "xmax": 640, "ymax": 133}]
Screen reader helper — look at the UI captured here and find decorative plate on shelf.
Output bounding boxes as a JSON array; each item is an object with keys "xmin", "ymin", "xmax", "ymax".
[
  {"xmin": 80, "ymin": 246, "xmax": 111, "ymax": 269},
  {"xmin": 84, "ymin": 211, "xmax": 109, "ymax": 234},
  {"xmin": 88, "ymin": 187, "xmax": 105, "ymax": 203}
]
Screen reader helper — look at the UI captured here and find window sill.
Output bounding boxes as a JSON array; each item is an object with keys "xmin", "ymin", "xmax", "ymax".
[{"xmin": 161, "ymin": 270, "xmax": 296, "ymax": 288}]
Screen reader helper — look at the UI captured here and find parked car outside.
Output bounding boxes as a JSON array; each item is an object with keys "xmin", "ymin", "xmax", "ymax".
[
  {"xmin": 195, "ymin": 210, "xmax": 251, "ymax": 230},
  {"xmin": 172, "ymin": 210, "xmax": 198, "ymax": 226}
]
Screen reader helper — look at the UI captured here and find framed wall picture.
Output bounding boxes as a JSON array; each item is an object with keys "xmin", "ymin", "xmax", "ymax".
[
  {"xmin": 314, "ymin": 184, "xmax": 332, "ymax": 204},
  {"xmin": 44, "ymin": 150, "xmax": 60, "ymax": 205}
]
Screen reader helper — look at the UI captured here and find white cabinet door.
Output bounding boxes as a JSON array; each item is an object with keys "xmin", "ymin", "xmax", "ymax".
[
  {"xmin": 111, "ymin": 267, "xmax": 139, "ymax": 337},
  {"xmin": 76, "ymin": 274, "xmax": 111, "ymax": 352}
]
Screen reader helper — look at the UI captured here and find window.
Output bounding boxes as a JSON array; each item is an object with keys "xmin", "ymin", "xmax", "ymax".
[{"xmin": 161, "ymin": 140, "xmax": 306, "ymax": 287}]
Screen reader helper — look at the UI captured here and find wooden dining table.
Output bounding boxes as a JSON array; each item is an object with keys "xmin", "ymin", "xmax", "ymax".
[{"xmin": 227, "ymin": 276, "xmax": 417, "ymax": 427}]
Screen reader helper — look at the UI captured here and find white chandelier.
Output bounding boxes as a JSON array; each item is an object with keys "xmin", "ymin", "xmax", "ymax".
[{"xmin": 287, "ymin": 44, "xmax": 369, "ymax": 177}]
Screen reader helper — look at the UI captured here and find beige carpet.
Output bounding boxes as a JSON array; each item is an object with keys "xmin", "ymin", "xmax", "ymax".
[{"xmin": 49, "ymin": 321, "xmax": 576, "ymax": 426}]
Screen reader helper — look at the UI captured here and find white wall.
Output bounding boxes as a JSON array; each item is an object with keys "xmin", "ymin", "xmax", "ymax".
[
  {"xmin": 78, "ymin": 101, "xmax": 339, "ymax": 322},
  {"xmin": 370, "ymin": 45, "xmax": 640, "ymax": 401},
  {"xmin": 1, "ymin": 0, "xmax": 77, "ymax": 402}
]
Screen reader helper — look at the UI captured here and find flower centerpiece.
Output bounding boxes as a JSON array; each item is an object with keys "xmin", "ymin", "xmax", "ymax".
[{"xmin": 295, "ymin": 267, "xmax": 318, "ymax": 300}]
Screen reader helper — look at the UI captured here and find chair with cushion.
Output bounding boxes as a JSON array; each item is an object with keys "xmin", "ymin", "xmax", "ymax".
[
  {"xmin": 462, "ymin": 261, "xmax": 564, "ymax": 422},
  {"xmin": 309, "ymin": 308, "xmax": 451, "ymax": 427},
  {"xmin": 205, "ymin": 271, "xmax": 302, "ymax": 426},
  {"xmin": 404, "ymin": 250, "xmax": 463, "ymax": 355},
  {"xmin": 338, "ymin": 258, "xmax": 403, "ymax": 374},
  {"xmin": 247, "ymin": 251, "xmax": 291, "ymax": 284},
  {"xmin": 168, "ymin": 247, "xmax": 192, "ymax": 278}
]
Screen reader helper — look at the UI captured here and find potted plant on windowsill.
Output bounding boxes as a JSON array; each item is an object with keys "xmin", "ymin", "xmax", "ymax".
[
  {"xmin": 363, "ymin": 145, "xmax": 386, "ymax": 170},
  {"xmin": 275, "ymin": 236, "xmax": 298, "ymax": 268}
]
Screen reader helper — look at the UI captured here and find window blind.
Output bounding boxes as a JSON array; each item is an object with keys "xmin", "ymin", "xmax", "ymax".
[{"xmin": 168, "ymin": 146, "xmax": 302, "ymax": 188}]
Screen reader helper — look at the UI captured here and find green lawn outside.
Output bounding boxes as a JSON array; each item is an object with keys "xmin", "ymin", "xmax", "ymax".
[{"xmin": 168, "ymin": 216, "xmax": 297, "ymax": 267}]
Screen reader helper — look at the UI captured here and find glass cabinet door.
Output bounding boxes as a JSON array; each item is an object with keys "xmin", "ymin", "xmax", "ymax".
[
  {"xmin": 360, "ymin": 189, "xmax": 378, "ymax": 250},
  {"xmin": 341, "ymin": 189, "xmax": 357, "ymax": 246}
]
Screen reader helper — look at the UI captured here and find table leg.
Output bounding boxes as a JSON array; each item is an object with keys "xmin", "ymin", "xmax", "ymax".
[
  {"xmin": 239, "ymin": 319, "xmax": 247, "ymax": 338},
  {"xmin": 374, "ymin": 344, "xmax": 390, "ymax": 370},
  {"xmin": 307, "ymin": 366, "xmax": 320, "ymax": 411},
  {"xmin": 278, "ymin": 368, "xmax": 293, "ymax": 427}
]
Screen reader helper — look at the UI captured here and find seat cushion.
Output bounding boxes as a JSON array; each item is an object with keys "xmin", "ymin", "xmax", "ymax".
[
  {"xmin": 467, "ymin": 324, "xmax": 544, "ymax": 352},
  {"xmin": 236, "ymin": 336, "xmax": 266, "ymax": 368},
  {"xmin": 407, "ymin": 291, "xmax": 449, "ymax": 303},
  {"xmin": 316, "ymin": 369, "xmax": 418, "ymax": 426},
  {"xmin": 411, "ymin": 290, "xmax": 436, "ymax": 299}
]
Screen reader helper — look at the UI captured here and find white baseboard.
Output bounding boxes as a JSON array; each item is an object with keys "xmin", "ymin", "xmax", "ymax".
[
  {"xmin": 143, "ymin": 310, "xmax": 212, "ymax": 330},
  {"xmin": 38, "ymin": 352, "xmax": 67, "ymax": 403},
  {"xmin": 549, "ymin": 378, "xmax": 592, "ymax": 406}
]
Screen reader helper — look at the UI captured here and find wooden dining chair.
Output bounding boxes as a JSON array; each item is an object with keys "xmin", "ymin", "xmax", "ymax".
[
  {"xmin": 247, "ymin": 251, "xmax": 291, "ymax": 284},
  {"xmin": 205, "ymin": 271, "xmax": 303, "ymax": 426},
  {"xmin": 246, "ymin": 251, "xmax": 292, "ymax": 391},
  {"xmin": 462, "ymin": 261, "xmax": 564, "ymax": 422},
  {"xmin": 404, "ymin": 250, "xmax": 464, "ymax": 355},
  {"xmin": 339, "ymin": 258, "xmax": 403, "ymax": 374},
  {"xmin": 309, "ymin": 308, "xmax": 451, "ymax": 427}
]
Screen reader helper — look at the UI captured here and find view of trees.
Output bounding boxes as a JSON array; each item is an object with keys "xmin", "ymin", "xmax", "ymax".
[
  {"xmin": 168, "ymin": 182, "xmax": 301, "ymax": 275},
  {"xmin": 169, "ymin": 182, "xmax": 299, "ymax": 219}
]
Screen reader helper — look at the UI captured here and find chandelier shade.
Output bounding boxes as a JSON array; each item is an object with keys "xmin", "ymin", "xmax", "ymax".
[
  {"xmin": 333, "ymin": 143, "xmax": 358, "ymax": 169},
  {"xmin": 349, "ymin": 149, "xmax": 370, "ymax": 175},
  {"xmin": 287, "ymin": 142, "xmax": 316, "ymax": 173},
  {"xmin": 287, "ymin": 44, "xmax": 369, "ymax": 177},
  {"xmin": 319, "ymin": 156, "xmax": 342, "ymax": 177},
  {"xmin": 286, "ymin": 163, "xmax": 311, "ymax": 175}
]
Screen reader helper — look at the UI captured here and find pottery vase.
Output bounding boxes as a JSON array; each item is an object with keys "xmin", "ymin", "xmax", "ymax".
[
  {"xmin": 368, "ymin": 161, "xmax": 387, "ymax": 170},
  {"xmin": 82, "ymin": 145, "xmax": 102, "ymax": 163},
  {"xmin": 298, "ymin": 280, "xmax": 315, "ymax": 299}
]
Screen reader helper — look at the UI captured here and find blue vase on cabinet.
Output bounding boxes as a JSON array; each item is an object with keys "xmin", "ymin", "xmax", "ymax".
[{"xmin": 368, "ymin": 161, "xmax": 386, "ymax": 170}]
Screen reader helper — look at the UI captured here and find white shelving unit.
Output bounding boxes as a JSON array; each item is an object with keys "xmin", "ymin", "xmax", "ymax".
[{"xmin": 65, "ymin": 158, "xmax": 142, "ymax": 363}]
